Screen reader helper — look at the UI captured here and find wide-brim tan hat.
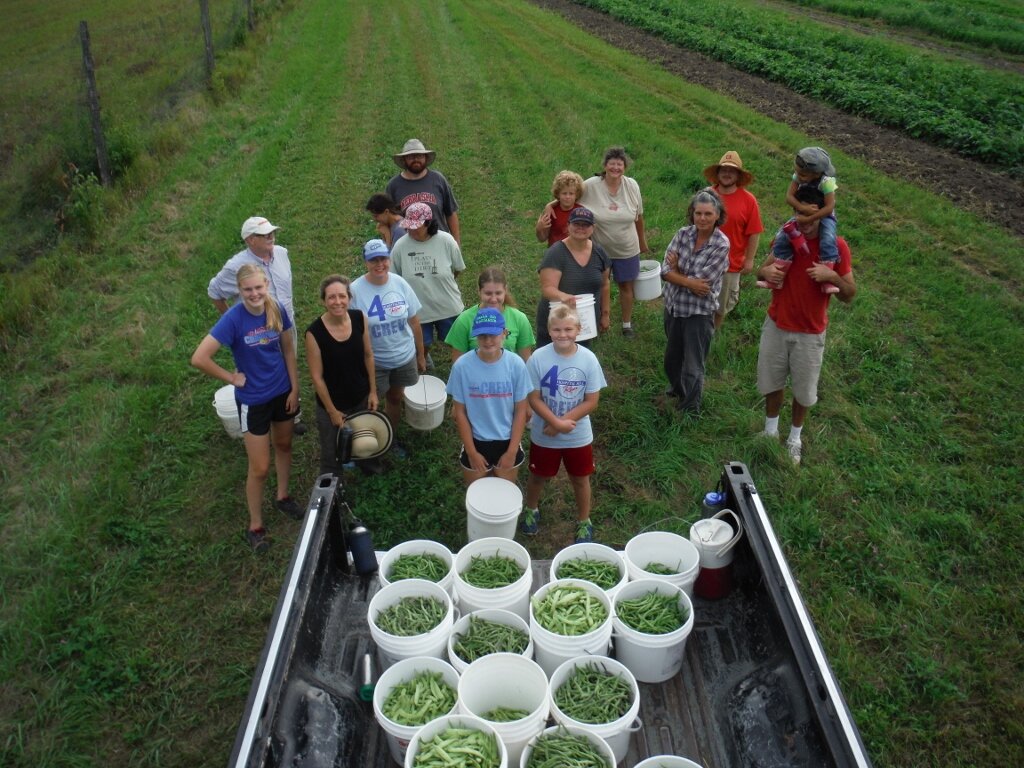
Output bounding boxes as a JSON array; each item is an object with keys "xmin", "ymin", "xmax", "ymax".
[
  {"xmin": 703, "ymin": 151, "xmax": 753, "ymax": 187},
  {"xmin": 392, "ymin": 138, "xmax": 436, "ymax": 169},
  {"xmin": 338, "ymin": 410, "xmax": 393, "ymax": 460}
]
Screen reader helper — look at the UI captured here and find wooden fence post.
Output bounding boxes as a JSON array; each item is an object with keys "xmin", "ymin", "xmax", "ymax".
[
  {"xmin": 199, "ymin": 0, "xmax": 215, "ymax": 81},
  {"xmin": 78, "ymin": 21, "xmax": 112, "ymax": 187}
]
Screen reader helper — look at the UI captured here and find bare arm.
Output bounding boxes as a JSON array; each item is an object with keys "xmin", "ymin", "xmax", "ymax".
[
  {"xmin": 447, "ymin": 212, "xmax": 461, "ymax": 246},
  {"xmin": 496, "ymin": 399, "xmax": 529, "ymax": 469},
  {"xmin": 796, "ymin": 192, "xmax": 836, "ymax": 224},
  {"xmin": 211, "ymin": 298, "xmax": 229, "ymax": 315},
  {"xmin": 362, "ymin": 315, "xmax": 379, "ymax": 412},
  {"xmin": 453, "ymin": 401, "xmax": 487, "ymax": 472},
  {"xmin": 408, "ymin": 315, "xmax": 427, "ymax": 372},
  {"xmin": 539, "ymin": 267, "xmax": 572, "ymax": 303},
  {"xmin": 742, "ymin": 233, "xmax": 761, "ymax": 275},
  {"xmin": 191, "ymin": 335, "xmax": 243, "ymax": 387},
  {"xmin": 305, "ymin": 330, "xmax": 344, "ymax": 427},
  {"xmin": 808, "ymin": 263, "xmax": 857, "ymax": 303},
  {"xmin": 535, "ymin": 202, "xmax": 555, "ymax": 242},
  {"xmin": 634, "ymin": 213, "xmax": 649, "ymax": 254},
  {"xmin": 280, "ymin": 328, "xmax": 299, "ymax": 414},
  {"xmin": 599, "ymin": 268, "xmax": 611, "ymax": 332}
]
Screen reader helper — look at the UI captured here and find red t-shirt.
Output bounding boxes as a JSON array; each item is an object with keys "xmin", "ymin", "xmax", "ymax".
[
  {"xmin": 548, "ymin": 203, "xmax": 583, "ymax": 246},
  {"xmin": 714, "ymin": 186, "xmax": 763, "ymax": 273},
  {"xmin": 768, "ymin": 236, "xmax": 851, "ymax": 334}
]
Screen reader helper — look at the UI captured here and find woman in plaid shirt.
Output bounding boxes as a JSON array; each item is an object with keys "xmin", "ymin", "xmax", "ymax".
[{"xmin": 661, "ymin": 189, "xmax": 731, "ymax": 417}]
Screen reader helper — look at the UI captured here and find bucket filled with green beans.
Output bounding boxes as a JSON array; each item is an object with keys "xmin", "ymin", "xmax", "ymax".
[
  {"xmin": 457, "ymin": 653, "xmax": 549, "ymax": 765},
  {"xmin": 528, "ymin": 579, "xmax": 613, "ymax": 676},
  {"xmin": 623, "ymin": 531, "xmax": 701, "ymax": 597},
  {"xmin": 379, "ymin": 539, "xmax": 457, "ymax": 597},
  {"xmin": 550, "ymin": 543, "xmax": 628, "ymax": 599},
  {"xmin": 373, "ymin": 655, "xmax": 461, "ymax": 765},
  {"xmin": 454, "ymin": 538, "xmax": 533, "ymax": 621},
  {"xmin": 547, "ymin": 656, "xmax": 640, "ymax": 764},
  {"xmin": 369, "ymin": 578, "xmax": 455, "ymax": 670},
  {"xmin": 448, "ymin": 609, "xmax": 533, "ymax": 673},
  {"xmin": 611, "ymin": 578, "xmax": 694, "ymax": 683},
  {"xmin": 519, "ymin": 724, "xmax": 615, "ymax": 768},
  {"xmin": 404, "ymin": 713, "xmax": 507, "ymax": 768}
]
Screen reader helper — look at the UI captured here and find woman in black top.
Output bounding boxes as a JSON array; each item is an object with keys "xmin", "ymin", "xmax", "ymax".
[{"xmin": 305, "ymin": 275, "xmax": 379, "ymax": 475}]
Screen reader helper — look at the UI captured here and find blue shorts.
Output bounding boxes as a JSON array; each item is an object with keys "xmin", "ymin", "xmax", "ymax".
[
  {"xmin": 611, "ymin": 255, "xmax": 641, "ymax": 284},
  {"xmin": 422, "ymin": 316, "xmax": 457, "ymax": 347},
  {"xmin": 239, "ymin": 389, "xmax": 294, "ymax": 436}
]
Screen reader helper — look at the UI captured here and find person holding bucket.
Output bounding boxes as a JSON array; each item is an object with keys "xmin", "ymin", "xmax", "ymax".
[
  {"xmin": 522, "ymin": 305, "xmax": 607, "ymax": 544},
  {"xmin": 351, "ymin": 239, "xmax": 426, "ymax": 460},
  {"xmin": 445, "ymin": 308, "xmax": 531, "ymax": 485},
  {"xmin": 305, "ymin": 274, "xmax": 382, "ymax": 476},
  {"xmin": 190, "ymin": 264, "xmax": 301, "ymax": 553},
  {"xmin": 534, "ymin": 206, "xmax": 611, "ymax": 348}
]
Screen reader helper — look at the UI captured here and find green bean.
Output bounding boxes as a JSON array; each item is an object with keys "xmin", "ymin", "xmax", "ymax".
[
  {"xmin": 552, "ymin": 662, "xmax": 634, "ymax": 723},
  {"xmin": 480, "ymin": 706, "xmax": 530, "ymax": 722},
  {"xmin": 615, "ymin": 590, "xmax": 687, "ymax": 635},
  {"xmin": 643, "ymin": 560, "xmax": 680, "ymax": 575},
  {"xmin": 531, "ymin": 585, "xmax": 608, "ymax": 636},
  {"xmin": 452, "ymin": 616, "xmax": 530, "ymax": 663},
  {"xmin": 525, "ymin": 726, "xmax": 611, "ymax": 768},
  {"xmin": 412, "ymin": 726, "xmax": 501, "ymax": 768},
  {"xmin": 389, "ymin": 553, "xmax": 449, "ymax": 582},
  {"xmin": 461, "ymin": 554, "xmax": 524, "ymax": 588},
  {"xmin": 555, "ymin": 557, "xmax": 622, "ymax": 590},
  {"xmin": 381, "ymin": 671, "xmax": 457, "ymax": 726},
  {"xmin": 375, "ymin": 596, "xmax": 447, "ymax": 636}
]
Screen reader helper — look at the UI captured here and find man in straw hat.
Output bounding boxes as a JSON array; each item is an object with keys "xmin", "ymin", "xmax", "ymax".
[
  {"xmin": 703, "ymin": 151, "xmax": 763, "ymax": 330},
  {"xmin": 386, "ymin": 138, "xmax": 461, "ymax": 244}
]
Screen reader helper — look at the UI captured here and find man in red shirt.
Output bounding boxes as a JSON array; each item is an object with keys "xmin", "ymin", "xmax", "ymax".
[
  {"xmin": 755, "ymin": 187, "xmax": 856, "ymax": 464},
  {"xmin": 703, "ymin": 151, "xmax": 763, "ymax": 330}
]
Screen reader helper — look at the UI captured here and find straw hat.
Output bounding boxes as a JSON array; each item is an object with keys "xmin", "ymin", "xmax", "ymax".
[
  {"xmin": 392, "ymin": 138, "xmax": 436, "ymax": 169},
  {"xmin": 703, "ymin": 151, "xmax": 753, "ymax": 187},
  {"xmin": 337, "ymin": 410, "xmax": 393, "ymax": 461}
]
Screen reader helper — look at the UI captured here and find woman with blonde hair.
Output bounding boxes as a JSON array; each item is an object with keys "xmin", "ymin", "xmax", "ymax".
[
  {"xmin": 191, "ymin": 264, "xmax": 301, "ymax": 553},
  {"xmin": 535, "ymin": 170, "xmax": 585, "ymax": 246}
]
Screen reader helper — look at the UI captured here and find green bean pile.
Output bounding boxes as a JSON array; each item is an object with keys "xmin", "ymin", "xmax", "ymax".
[
  {"xmin": 553, "ymin": 662, "xmax": 634, "ymax": 723},
  {"xmin": 555, "ymin": 557, "xmax": 622, "ymax": 590},
  {"xmin": 643, "ymin": 561, "xmax": 680, "ymax": 576},
  {"xmin": 375, "ymin": 596, "xmax": 447, "ymax": 636},
  {"xmin": 412, "ymin": 727, "xmax": 501, "ymax": 768},
  {"xmin": 531, "ymin": 585, "xmax": 608, "ymax": 636},
  {"xmin": 461, "ymin": 554, "xmax": 524, "ymax": 588},
  {"xmin": 480, "ymin": 706, "xmax": 530, "ymax": 722},
  {"xmin": 451, "ymin": 616, "xmax": 530, "ymax": 663},
  {"xmin": 615, "ymin": 590, "xmax": 687, "ymax": 635},
  {"xmin": 388, "ymin": 553, "xmax": 449, "ymax": 583},
  {"xmin": 525, "ymin": 727, "xmax": 611, "ymax": 768},
  {"xmin": 381, "ymin": 670, "xmax": 456, "ymax": 726}
]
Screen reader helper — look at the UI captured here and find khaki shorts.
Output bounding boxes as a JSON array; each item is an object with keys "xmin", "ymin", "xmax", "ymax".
[
  {"xmin": 716, "ymin": 271, "xmax": 741, "ymax": 316},
  {"xmin": 756, "ymin": 317, "xmax": 825, "ymax": 407}
]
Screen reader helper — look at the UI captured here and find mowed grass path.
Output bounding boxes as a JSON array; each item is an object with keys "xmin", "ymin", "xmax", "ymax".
[{"xmin": 1, "ymin": 0, "xmax": 1022, "ymax": 765}]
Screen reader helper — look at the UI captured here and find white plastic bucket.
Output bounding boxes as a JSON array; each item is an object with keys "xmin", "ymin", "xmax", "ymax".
[
  {"xmin": 372, "ymin": 655, "xmax": 460, "ymax": 766},
  {"xmin": 612, "ymin": 578, "xmax": 694, "ymax": 684},
  {"xmin": 549, "ymin": 293, "xmax": 596, "ymax": 341},
  {"xmin": 466, "ymin": 477, "xmax": 523, "ymax": 541},
  {"xmin": 213, "ymin": 385, "xmax": 242, "ymax": 439},
  {"xmin": 635, "ymin": 259, "xmax": 663, "ymax": 301},
  {"xmin": 519, "ymin": 724, "xmax": 615, "ymax": 768},
  {"xmin": 549, "ymin": 543, "xmax": 628, "ymax": 600},
  {"xmin": 529, "ymin": 579, "xmax": 613, "ymax": 677},
  {"xmin": 368, "ymin": 579, "xmax": 455, "ymax": 671},
  {"xmin": 634, "ymin": 757, "xmax": 706, "ymax": 768},
  {"xmin": 458, "ymin": 653, "xmax": 549, "ymax": 765},
  {"xmin": 690, "ymin": 509, "xmax": 743, "ymax": 600},
  {"xmin": 403, "ymin": 374, "xmax": 447, "ymax": 431},
  {"xmin": 405, "ymin": 714, "xmax": 508, "ymax": 768},
  {"xmin": 624, "ymin": 531, "xmax": 701, "ymax": 597},
  {"xmin": 454, "ymin": 537, "xmax": 533, "ymax": 620},
  {"xmin": 447, "ymin": 608, "xmax": 534, "ymax": 673},
  {"xmin": 379, "ymin": 539, "xmax": 456, "ymax": 598},
  {"xmin": 548, "ymin": 655, "xmax": 641, "ymax": 764}
]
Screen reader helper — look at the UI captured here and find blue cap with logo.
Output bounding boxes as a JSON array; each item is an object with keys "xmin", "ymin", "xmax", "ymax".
[
  {"xmin": 470, "ymin": 307, "xmax": 506, "ymax": 337},
  {"xmin": 363, "ymin": 239, "xmax": 390, "ymax": 260}
]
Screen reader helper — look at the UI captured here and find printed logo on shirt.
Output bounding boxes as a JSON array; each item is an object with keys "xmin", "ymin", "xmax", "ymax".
[
  {"xmin": 467, "ymin": 381, "xmax": 513, "ymax": 399},
  {"xmin": 539, "ymin": 365, "xmax": 586, "ymax": 399},
  {"xmin": 243, "ymin": 325, "xmax": 279, "ymax": 347},
  {"xmin": 398, "ymin": 192, "xmax": 439, "ymax": 211},
  {"xmin": 367, "ymin": 291, "xmax": 409, "ymax": 322}
]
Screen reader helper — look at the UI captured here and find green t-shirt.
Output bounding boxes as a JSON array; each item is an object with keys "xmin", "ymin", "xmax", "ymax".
[{"xmin": 445, "ymin": 305, "xmax": 536, "ymax": 355}]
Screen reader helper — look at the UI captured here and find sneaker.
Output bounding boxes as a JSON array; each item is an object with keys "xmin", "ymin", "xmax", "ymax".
[
  {"xmin": 758, "ymin": 429, "xmax": 780, "ymax": 440},
  {"xmin": 391, "ymin": 442, "xmax": 408, "ymax": 460},
  {"xmin": 574, "ymin": 520, "xmax": 594, "ymax": 544},
  {"xmin": 521, "ymin": 508, "xmax": 540, "ymax": 536},
  {"xmin": 275, "ymin": 496, "xmax": 304, "ymax": 520},
  {"xmin": 293, "ymin": 420, "xmax": 308, "ymax": 436},
  {"xmin": 621, "ymin": 327, "xmax": 635, "ymax": 338},
  {"xmin": 246, "ymin": 527, "xmax": 270, "ymax": 553},
  {"xmin": 786, "ymin": 439, "xmax": 802, "ymax": 465}
]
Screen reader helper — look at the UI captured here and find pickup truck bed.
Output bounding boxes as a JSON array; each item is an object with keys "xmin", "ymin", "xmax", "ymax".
[{"xmin": 230, "ymin": 462, "xmax": 872, "ymax": 768}]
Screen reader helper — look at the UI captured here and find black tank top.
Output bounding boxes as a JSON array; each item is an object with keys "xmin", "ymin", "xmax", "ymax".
[{"xmin": 306, "ymin": 311, "xmax": 370, "ymax": 411}]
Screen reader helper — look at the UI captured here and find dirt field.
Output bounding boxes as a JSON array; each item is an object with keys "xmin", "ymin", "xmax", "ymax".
[{"xmin": 531, "ymin": 0, "xmax": 1024, "ymax": 238}]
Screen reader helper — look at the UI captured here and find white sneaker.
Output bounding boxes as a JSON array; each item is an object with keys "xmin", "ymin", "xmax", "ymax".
[
  {"xmin": 786, "ymin": 439, "xmax": 802, "ymax": 465},
  {"xmin": 758, "ymin": 430, "xmax": 780, "ymax": 440}
]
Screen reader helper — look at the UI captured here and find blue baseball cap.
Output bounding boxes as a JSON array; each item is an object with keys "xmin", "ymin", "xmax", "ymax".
[
  {"xmin": 363, "ymin": 239, "xmax": 389, "ymax": 260},
  {"xmin": 470, "ymin": 307, "xmax": 506, "ymax": 337}
]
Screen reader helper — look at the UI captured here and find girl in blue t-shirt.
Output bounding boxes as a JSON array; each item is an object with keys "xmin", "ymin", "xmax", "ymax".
[{"xmin": 191, "ymin": 264, "xmax": 300, "ymax": 553}]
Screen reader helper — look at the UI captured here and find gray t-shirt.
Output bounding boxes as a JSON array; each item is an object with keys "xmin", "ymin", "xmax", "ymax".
[
  {"xmin": 534, "ymin": 240, "xmax": 610, "ymax": 343},
  {"xmin": 385, "ymin": 169, "xmax": 459, "ymax": 233}
]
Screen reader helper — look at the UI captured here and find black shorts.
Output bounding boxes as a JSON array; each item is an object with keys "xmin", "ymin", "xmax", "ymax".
[
  {"xmin": 459, "ymin": 439, "xmax": 525, "ymax": 470},
  {"xmin": 239, "ymin": 390, "xmax": 294, "ymax": 436}
]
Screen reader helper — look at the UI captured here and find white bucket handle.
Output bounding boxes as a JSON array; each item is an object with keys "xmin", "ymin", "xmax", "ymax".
[
  {"xmin": 709, "ymin": 509, "xmax": 743, "ymax": 557},
  {"xmin": 627, "ymin": 717, "xmax": 643, "ymax": 734}
]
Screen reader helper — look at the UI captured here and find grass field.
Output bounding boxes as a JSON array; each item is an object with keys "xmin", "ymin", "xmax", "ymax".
[{"xmin": 1, "ymin": 0, "xmax": 1023, "ymax": 766}]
